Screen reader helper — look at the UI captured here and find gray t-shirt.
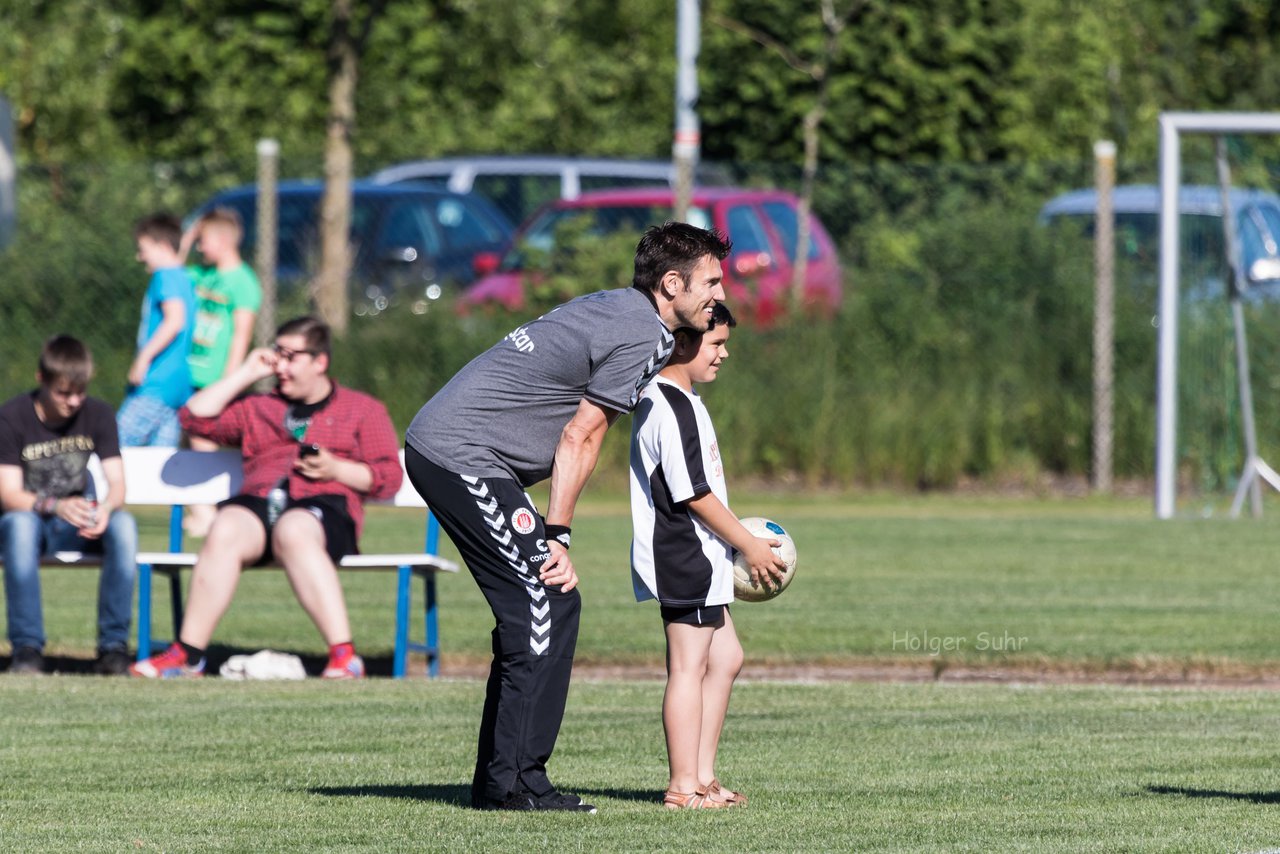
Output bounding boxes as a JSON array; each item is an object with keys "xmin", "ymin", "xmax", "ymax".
[{"xmin": 406, "ymin": 287, "xmax": 674, "ymax": 486}]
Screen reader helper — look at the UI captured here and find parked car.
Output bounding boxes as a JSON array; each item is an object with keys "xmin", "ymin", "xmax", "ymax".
[
  {"xmin": 189, "ymin": 181, "xmax": 515, "ymax": 315},
  {"xmin": 1039, "ymin": 185, "xmax": 1280, "ymax": 299},
  {"xmin": 368, "ymin": 155, "xmax": 732, "ymax": 225},
  {"xmin": 463, "ymin": 187, "xmax": 843, "ymax": 323}
]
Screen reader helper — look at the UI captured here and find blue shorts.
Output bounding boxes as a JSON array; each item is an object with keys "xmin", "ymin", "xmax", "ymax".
[{"xmin": 117, "ymin": 394, "xmax": 182, "ymax": 447}]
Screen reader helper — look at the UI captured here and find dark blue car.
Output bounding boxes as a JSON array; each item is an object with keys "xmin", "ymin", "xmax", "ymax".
[{"xmin": 191, "ymin": 181, "xmax": 515, "ymax": 316}]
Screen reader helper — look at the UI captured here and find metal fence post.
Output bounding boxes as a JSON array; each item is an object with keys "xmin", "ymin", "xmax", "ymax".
[
  {"xmin": 1092, "ymin": 140, "xmax": 1116, "ymax": 495},
  {"xmin": 255, "ymin": 138, "xmax": 279, "ymax": 346}
]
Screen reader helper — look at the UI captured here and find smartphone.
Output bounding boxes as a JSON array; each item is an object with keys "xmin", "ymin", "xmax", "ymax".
[{"xmin": 299, "ymin": 443, "xmax": 321, "ymax": 458}]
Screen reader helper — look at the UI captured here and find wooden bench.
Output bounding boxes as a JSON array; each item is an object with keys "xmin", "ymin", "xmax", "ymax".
[{"xmin": 79, "ymin": 447, "xmax": 459, "ymax": 678}]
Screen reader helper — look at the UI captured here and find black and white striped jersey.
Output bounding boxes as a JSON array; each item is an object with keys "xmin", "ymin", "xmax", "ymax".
[{"xmin": 629, "ymin": 377, "xmax": 733, "ymax": 607}]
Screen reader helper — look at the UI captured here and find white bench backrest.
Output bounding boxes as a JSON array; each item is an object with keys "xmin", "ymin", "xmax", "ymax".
[{"xmin": 90, "ymin": 448, "xmax": 426, "ymax": 509}]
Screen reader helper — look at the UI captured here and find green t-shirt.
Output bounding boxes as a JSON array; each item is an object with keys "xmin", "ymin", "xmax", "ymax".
[{"xmin": 187, "ymin": 262, "xmax": 263, "ymax": 389}]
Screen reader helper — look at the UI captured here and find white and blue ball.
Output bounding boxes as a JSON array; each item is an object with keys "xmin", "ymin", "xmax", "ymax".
[{"xmin": 732, "ymin": 517, "xmax": 798, "ymax": 602}]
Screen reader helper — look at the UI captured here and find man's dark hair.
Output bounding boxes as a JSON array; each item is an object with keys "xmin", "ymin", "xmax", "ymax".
[
  {"xmin": 673, "ymin": 302, "xmax": 737, "ymax": 344},
  {"xmin": 133, "ymin": 213, "xmax": 183, "ymax": 251},
  {"xmin": 38, "ymin": 334, "xmax": 94, "ymax": 388},
  {"xmin": 632, "ymin": 221, "xmax": 732, "ymax": 293},
  {"xmin": 277, "ymin": 316, "xmax": 332, "ymax": 359}
]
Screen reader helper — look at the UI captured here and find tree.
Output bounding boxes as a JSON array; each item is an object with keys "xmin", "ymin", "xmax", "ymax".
[
  {"xmin": 314, "ymin": 0, "xmax": 390, "ymax": 334},
  {"xmin": 711, "ymin": 0, "xmax": 861, "ymax": 304}
]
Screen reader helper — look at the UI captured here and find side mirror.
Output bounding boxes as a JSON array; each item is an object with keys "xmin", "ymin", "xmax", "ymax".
[{"xmin": 473, "ymin": 251, "xmax": 501, "ymax": 277}]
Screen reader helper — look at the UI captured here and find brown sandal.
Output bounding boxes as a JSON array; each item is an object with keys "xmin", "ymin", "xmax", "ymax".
[
  {"xmin": 663, "ymin": 787, "xmax": 726, "ymax": 809},
  {"xmin": 707, "ymin": 778, "xmax": 747, "ymax": 807}
]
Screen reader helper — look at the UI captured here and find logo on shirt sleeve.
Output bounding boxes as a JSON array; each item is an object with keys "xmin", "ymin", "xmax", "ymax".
[{"xmin": 505, "ymin": 325, "xmax": 535, "ymax": 353}]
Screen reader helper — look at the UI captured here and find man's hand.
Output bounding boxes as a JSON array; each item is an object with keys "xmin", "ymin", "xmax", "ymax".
[
  {"xmin": 538, "ymin": 540, "xmax": 580, "ymax": 592},
  {"xmin": 240, "ymin": 347, "xmax": 280, "ymax": 383},
  {"xmin": 56, "ymin": 496, "xmax": 105, "ymax": 539},
  {"xmin": 294, "ymin": 446, "xmax": 338, "ymax": 482},
  {"xmin": 739, "ymin": 535, "xmax": 788, "ymax": 589}
]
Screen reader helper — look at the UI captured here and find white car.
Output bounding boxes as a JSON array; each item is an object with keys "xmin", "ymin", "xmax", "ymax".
[{"xmin": 369, "ymin": 155, "xmax": 731, "ymax": 225}]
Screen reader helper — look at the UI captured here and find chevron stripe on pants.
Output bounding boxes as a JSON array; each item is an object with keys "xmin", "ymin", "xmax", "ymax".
[{"xmin": 404, "ymin": 446, "xmax": 581, "ymax": 805}]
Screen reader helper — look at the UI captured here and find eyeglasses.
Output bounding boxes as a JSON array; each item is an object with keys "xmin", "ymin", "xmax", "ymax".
[{"xmin": 273, "ymin": 345, "xmax": 318, "ymax": 363}]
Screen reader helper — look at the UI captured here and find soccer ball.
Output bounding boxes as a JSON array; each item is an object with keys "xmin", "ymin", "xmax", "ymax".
[{"xmin": 732, "ymin": 517, "xmax": 798, "ymax": 602}]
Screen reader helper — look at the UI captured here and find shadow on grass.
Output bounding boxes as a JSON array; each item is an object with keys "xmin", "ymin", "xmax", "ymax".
[
  {"xmin": 309, "ymin": 784, "xmax": 471, "ymax": 806},
  {"xmin": 0, "ymin": 645, "xmax": 410, "ymax": 678},
  {"xmin": 307, "ymin": 784, "xmax": 662, "ymax": 807},
  {"xmin": 1146, "ymin": 785, "xmax": 1280, "ymax": 804}
]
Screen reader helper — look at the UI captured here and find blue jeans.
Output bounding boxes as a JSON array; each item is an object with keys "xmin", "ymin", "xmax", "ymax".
[{"xmin": 0, "ymin": 510, "xmax": 138, "ymax": 652}]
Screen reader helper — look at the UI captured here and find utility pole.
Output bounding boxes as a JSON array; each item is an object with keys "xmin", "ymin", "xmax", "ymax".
[{"xmin": 673, "ymin": 0, "xmax": 700, "ymax": 223}]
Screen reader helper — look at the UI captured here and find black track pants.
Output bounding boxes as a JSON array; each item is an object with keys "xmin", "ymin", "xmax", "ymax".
[{"xmin": 405, "ymin": 446, "xmax": 581, "ymax": 804}]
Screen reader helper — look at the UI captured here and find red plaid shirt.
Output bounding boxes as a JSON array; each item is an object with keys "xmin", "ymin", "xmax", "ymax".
[{"xmin": 179, "ymin": 383, "xmax": 402, "ymax": 537}]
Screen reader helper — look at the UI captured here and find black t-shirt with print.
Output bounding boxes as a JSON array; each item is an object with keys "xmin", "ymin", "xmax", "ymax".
[{"xmin": 0, "ymin": 392, "xmax": 121, "ymax": 498}]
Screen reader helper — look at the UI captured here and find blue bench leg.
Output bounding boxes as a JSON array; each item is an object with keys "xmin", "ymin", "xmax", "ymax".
[
  {"xmin": 137, "ymin": 562, "xmax": 153, "ymax": 661},
  {"xmin": 394, "ymin": 564, "xmax": 411, "ymax": 678},
  {"xmin": 425, "ymin": 571, "xmax": 439, "ymax": 679}
]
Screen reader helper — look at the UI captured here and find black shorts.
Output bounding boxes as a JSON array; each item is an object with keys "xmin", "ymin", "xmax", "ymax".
[
  {"xmin": 219, "ymin": 494, "xmax": 357, "ymax": 566},
  {"xmin": 660, "ymin": 603, "xmax": 728, "ymax": 627}
]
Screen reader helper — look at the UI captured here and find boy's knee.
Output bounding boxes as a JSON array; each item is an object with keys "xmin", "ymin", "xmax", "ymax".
[{"xmin": 270, "ymin": 511, "xmax": 326, "ymax": 557}]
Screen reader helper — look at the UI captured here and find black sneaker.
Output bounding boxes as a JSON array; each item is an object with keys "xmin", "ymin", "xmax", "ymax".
[
  {"xmin": 9, "ymin": 646, "xmax": 44, "ymax": 674},
  {"xmin": 94, "ymin": 649, "xmax": 132, "ymax": 676},
  {"xmin": 532, "ymin": 790, "xmax": 597, "ymax": 813},
  {"xmin": 476, "ymin": 790, "xmax": 538, "ymax": 811},
  {"xmin": 476, "ymin": 788, "xmax": 597, "ymax": 813}
]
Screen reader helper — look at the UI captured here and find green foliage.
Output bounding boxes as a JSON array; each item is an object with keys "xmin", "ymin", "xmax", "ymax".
[{"xmin": 514, "ymin": 220, "xmax": 638, "ymax": 311}]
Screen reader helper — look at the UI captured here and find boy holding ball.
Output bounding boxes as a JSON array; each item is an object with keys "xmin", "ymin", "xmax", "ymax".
[{"xmin": 629, "ymin": 302, "xmax": 787, "ymax": 809}]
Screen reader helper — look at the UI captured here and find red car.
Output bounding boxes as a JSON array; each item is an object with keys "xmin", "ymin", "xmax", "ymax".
[{"xmin": 465, "ymin": 187, "xmax": 843, "ymax": 323}]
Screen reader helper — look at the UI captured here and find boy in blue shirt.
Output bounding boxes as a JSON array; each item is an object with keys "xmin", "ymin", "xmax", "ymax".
[
  {"xmin": 629, "ymin": 303, "xmax": 787, "ymax": 809},
  {"xmin": 118, "ymin": 213, "xmax": 196, "ymax": 447}
]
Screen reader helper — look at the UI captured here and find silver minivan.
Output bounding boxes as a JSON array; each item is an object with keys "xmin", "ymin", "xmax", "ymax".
[
  {"xmin": 1039, "ymin": 184, "xmax": 1280, "ymax": 298},
  {"xmin": 369, "ymin": 155, "xmax": 730, "ymax": 224}
]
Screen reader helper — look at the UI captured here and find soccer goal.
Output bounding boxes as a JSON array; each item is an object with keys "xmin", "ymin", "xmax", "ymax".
[{"xmin": 1155, "ymin": 112, "xmax": 1280, "ymax": 519}]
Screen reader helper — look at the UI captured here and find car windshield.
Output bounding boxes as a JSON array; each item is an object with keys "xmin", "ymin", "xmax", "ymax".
[{"xmin": 501, "ymin": 204, "xmax": 712, "ymax": 270}]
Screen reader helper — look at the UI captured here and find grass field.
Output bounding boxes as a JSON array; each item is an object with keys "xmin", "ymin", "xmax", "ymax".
[
  {"xmin": 11, "ymin": 490, "xmax": 1280, "ymax": 851},
  {"xmin": 5, "ymin": 678, "xmax": 1280, "ymax": 852}
]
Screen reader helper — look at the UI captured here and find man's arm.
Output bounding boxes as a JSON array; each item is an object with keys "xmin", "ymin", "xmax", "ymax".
[
  {"xmin": 224, "ymin": 308, "xmax": 257, "ymax": 377},
  {"xmin": 184, "ymin": 347, "xmax": 275, "ymax": 419},
  {"xmin": 128, "ymin": 298, "xmax": 187, "ymax": 387},
  {"xmin": 545, "ymin": 398, "xmax": 619, "ymax": 528},
  {"xmin": 0, "ymin": 464, "xmax": 35, "ymax": 513},
  {"xmin": 538, "ymin": 398, "xmax": 620, "ymax": 592}
]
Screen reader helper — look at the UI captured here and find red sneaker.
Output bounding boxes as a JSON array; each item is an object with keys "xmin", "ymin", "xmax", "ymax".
[
  {"xmin": 128, "ymin": 643, "xmax": 205, "ymax": 679},
  {"xmin": 321, "ymin": 652, "xmax": 365, "ymax": 680}
]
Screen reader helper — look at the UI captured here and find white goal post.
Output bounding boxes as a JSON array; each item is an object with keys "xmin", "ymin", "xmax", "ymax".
[{"xmin": 1155, "ymin": 112, "xmax": 1280, "ymax": 518}]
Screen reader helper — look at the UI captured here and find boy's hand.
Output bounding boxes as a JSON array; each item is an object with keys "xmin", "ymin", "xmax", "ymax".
[
  {"xmin": 127, "ymin": 355, "xmax": 150, "ymax": 387},
  {"xmin": 539, "ymin": 541, "xmax": 579, "ymax": 592},
  {"xmin": 740, "ymin": 535, "xmax": 788, "ymax": 589}
]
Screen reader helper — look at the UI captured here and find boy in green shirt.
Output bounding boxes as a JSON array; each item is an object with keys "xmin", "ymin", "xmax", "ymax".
[
  {"xmin": 181, "ymin": 207, "xmax": 262, "ymax": 535},
  {"xmin": 183, "ymin": 207, "xmax": 262, "ymax": 388}
]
